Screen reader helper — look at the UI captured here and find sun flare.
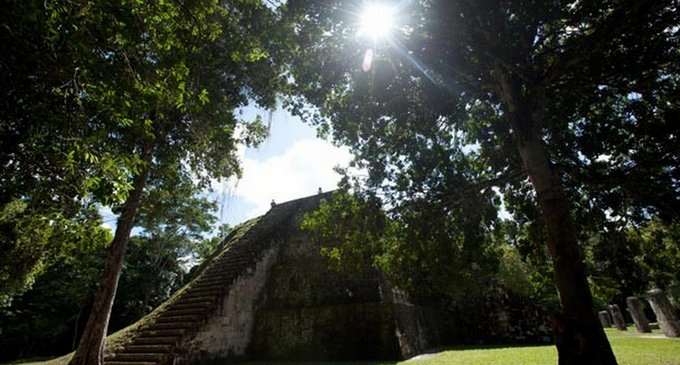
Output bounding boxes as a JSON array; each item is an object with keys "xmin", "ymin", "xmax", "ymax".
[{"xmin": 358, "ymin": 2, "xmax": 395, "ymax": 40}]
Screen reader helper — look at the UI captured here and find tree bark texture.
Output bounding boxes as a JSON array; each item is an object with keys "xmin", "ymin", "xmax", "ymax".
[
  {"xmin": 626, "ymin": 297, "xmax": 651, "ymax": 333},
  {"xmin": 69, "ymin": 149, "xmax": 153, "ymax": 365},
  {"xmin": 647, "ymin": 288, "xmax": 680, "ymax": 337},
  {"xmin": 496, "ymin": 70, "xmax": 618, "ymax": 365}
]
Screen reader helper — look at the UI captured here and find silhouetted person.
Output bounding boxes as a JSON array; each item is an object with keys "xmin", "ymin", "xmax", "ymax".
[{"xmin": 270, "ymin": 199, "xmax": 276, "ymax": 208}]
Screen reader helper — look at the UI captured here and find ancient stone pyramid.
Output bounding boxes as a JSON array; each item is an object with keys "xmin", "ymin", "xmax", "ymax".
[{"xmin": 103, "ymin": 192, "xmax": 432, "ymax": 365}]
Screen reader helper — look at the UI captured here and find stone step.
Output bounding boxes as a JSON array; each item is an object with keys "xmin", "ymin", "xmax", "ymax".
[
  {"xmin": 238, "ymin": 247, "xmax": 264, "ymax": 254},
  {"xmin": 146, "ymin": 321, "xmax": 196, "ymax": 330},
  {"xmin": 174, "ymin": 296, "xmax": 216, "ymax": 305},
  {"xmin": 220, "ymin": 250, "xmax": 260, "ymax": 265},
  {"xmin": 205, "ymin": 265, "xmax": 244, "ymax": 274},
  {"xmin": 217, "ymin": 259, "xmax": 252, "ymax": 267},
  {"xmin": 216, "ymin": 252, "xmax": 248, "ymax": 259},
  {"xmin": 199, "ymin": 270, "xmax": 236, "ymax": 279},
  {"xmin": 191, "ymin": 274, "xmax": 228, "ymax": 282},
  {"xmin": 228, "ymin": 246, "xmax": 261, "ymax": 253},
  {"xmin": 218, "ymin": 255, "xmax": 251, "ymax": 261},
  {"xmin": 137, "ymin": 329, "xmax": 186, "ymax": 337},
  {"xmin": 131, "ymin": 336, "xmax": 179, "ymax": 345},
  {"xmin": 224, "ymin": 245, "xmax": 255, "ymax": 252},
  {"xmin": 188, "ymin": 282, "xmax": 225, "ymax": 290},
  {"xmin": 185, "ymin": 279, "xmax": 221, "ymax": 287},
  {"xmin": 106, "ymin": 353, "xmax": 166, "ymax": 362},
  {"xmin": 230, "ymin": 252, "xmax": 258, "ymax": 260},
  {"xmin": 209, "ymin": 264, "xmax": 243, "ymax": 272},
  {"xmin": 228, "ymin": 248, "xmax": 252, "ymax": 254},
  {"xmin": 166, "ymin": 302, "xmax": 212, "ymax": 311},
  {"xmin": 176, "ymin": 292, "xmax": 218, "ymax": 300},
  {"xmin": 194, "ymin": 277, "xmax": 227, "ymax": 286},
  {"xmin": 206, "ymin": 262, "xmax": 246, "ymax": 271},
  {"xmin": 155, "ymin": 314, "xmax": 202, "ymax": 323},
  {"xmin": 101, "ymin": 226, "xmax": 268, "ymax": 365},
  {"xmin": 226, "ymin": 246, "xmax": 258, "ymax": 253},
  {"xmin": 194, "ymin": 276, "xmax": 233, "ymax": 286},
  {"xmin": 181, "ymin": 290, "xmax": 221, "ymax": 299},
  {"xmin": 189, "ymin": 280, "xmax": 224, "ymax": 288},
  {"xmin": 120, "ymin": 344, "xmax": 173, "ymax": 353},
  {"xmin": 161, "ymin": 307, "xmax": 206, "ymax": 317},
  {"xmin": 219, "ymin": 253, "xmax": 253, "ymax": 260},
  {"xmin": 185, "ymin": 283, "xmax": 224, "ymax": 291}
]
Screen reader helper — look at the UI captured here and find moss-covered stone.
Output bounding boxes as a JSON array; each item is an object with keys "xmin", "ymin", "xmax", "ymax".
[
  {"xmin": 251, "ymin": 303, "xmax": 403, "ymax": 360},
  {"xmin": 247, "ymin": 194, "xmax": 432, "ymax": 361}
]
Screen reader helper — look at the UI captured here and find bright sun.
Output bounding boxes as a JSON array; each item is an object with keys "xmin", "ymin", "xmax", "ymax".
[{"xmin": 359, "ymin": 3, "xmax": 395, "ymax": 40}]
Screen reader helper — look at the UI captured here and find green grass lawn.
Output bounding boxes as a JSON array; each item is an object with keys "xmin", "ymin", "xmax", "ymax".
[
  {"xmin": 7, "ymin": 327, "xmax": 679, "ymax": 365},
  {"xmin": 603, "ymin": 328, "xmax": 680, "ymax": 365},
  {"xmin": 245, "ymin": 327, "xmax": 680, "ymax": 365},
  {"xmin": 415, "ymin": 327, "xmax": 679, "ymax": 365},
  {"xmin": 379, "ymin": 328, "xmax": 679, "ymax": 365}
]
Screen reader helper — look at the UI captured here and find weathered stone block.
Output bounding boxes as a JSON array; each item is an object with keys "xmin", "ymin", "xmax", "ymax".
[
  {"xmin": 626, "ymin": 296, "xmax": 651, "ymax": 333},
  {"xmin": 648, "ymin": 288, "xmax": 680, "ymax": 338},
  {"xmin": 598, "ymin": 310, "xmax": 612, "ymax": 328},
  {"xmin": 608, "ymin": 304, "xmax": 627, "ymax": 331},
  {"xmin": 180, "ymin": 246, "xmax": 280, "ymax": 364},
  {"xmin": 251, "ymin": 303, "xmax": 407, "ymax": 360}
]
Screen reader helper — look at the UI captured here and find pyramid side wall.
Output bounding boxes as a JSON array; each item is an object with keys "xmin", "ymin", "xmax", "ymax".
[
  {"xmin": 179, "ymin": 244, "xmax": 281, "ymax": 364},
  {"xmin": 249, "ymin": 197, "xmax": 433, "ymax": 360}
]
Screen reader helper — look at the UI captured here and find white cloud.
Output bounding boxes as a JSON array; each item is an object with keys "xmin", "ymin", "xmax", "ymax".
[
  {"xmin": 595, "ymin": 154, "xmax": 612, "ymax": 163},
  {"xmin": 228, "ymin": 138, "xmax": 352, "ymax": 219},
  {"xmin": 98, "ymin": 205, "xmax": 117, "ymax": 232}
]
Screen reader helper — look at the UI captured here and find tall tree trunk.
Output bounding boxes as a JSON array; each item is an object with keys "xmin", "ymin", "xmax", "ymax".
[
  {"xmin": 516, "ymin": 132, "xmax": 617, "ymax": 365},
  {"xmin": 69, "ymin": 148, "xmax": 153, "ymax": 365},
  {"xmin": 497, "ymin": 71, "xmax": 617, "ymax": 365}
]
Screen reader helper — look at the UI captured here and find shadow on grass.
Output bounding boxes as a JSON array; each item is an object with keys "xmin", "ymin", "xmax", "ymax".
[
  {"xmin": 242, "ymin": 344, "xmax": 553, "ymax": 365},
  {"xmin": 429, "ymin": 342, "xmax": 553, "ymax": 352},
  {"xmin": 242, "ymin": 361, "xmax": 397, "ymax": 365}
]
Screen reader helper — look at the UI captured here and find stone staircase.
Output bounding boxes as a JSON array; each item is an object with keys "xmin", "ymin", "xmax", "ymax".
[
  {"xmin": 104, "ymin": 220, "xmax": 263, "ymax": 365},
  {"xmin": 102, "ymin": 193, "xmax": 329, "ymax": 365}
]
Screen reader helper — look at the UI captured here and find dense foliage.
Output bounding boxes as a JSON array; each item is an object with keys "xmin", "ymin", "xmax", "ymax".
[
  {"xmin": 0, "ymin": 218, "xmax": 110, "ymax": 362},
  {"xmin": 282, "ymin": 0, "xmax": 680, "ymax": 252},
  {"xmin": 0, "ymin": 186, "xmax": 220, "ymax": 362},
  {"xmin": 283, "ymin": 1, "xmax": 680, "ymax": 363},
  {"xmin": 302, "ymin": 193, "xmax": 499, "ymax": 301},
  {"xmin": 1, "ymin": 0, "xmax": 285, "ymax": 363},
  {"xmin": 303, "ymin": 193, "xmax": 680, "ymax": 315}
]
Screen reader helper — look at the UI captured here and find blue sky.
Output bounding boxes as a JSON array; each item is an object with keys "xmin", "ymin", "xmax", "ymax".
[
  {"xmin": 100, "ymin": 105, "xmax": 351, "ymax": 232},
  {"xmin": 209, "ymin": 106, "xmax": 352, "ymax": 226}
]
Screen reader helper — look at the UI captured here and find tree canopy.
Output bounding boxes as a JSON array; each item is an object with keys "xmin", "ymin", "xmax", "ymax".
[
  {"xmin": 2, "ymin": 0, "xmax": 287, "ymax": 363},
  {"xmin": 0, "ymin": 182, "xmax": 220, "ymax": 362},
  {"xmin": 282, "ymin": 1, "xmax": 680, "ymax": 364},
  {"xmin": 283, "ymin": 0, "xmax": 679, "ymax": 223},
  {"xmin": 2, "ymin": 1, "xmax": 679, "ymax": 363}
]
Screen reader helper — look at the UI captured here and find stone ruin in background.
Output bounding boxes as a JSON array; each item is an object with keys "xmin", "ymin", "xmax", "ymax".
[
  {"xmin": 101, "ymin": 192, "xmax": 550, "ymax": 365},
  {"xmin": 599, "ymin": 289, "xmax": 680, "ymax": 338}
]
